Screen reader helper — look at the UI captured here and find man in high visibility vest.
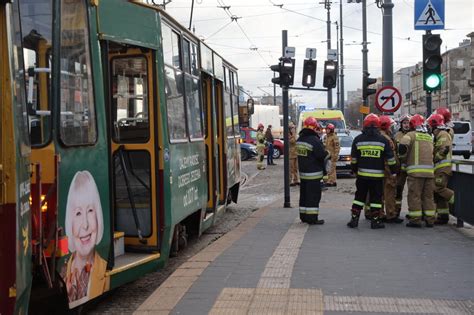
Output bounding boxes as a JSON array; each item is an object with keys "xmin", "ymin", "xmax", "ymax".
[
  {"xmin": 394, "ymin": 114, "xmax": 411, "ymax": 216},
  {"xmin": 399, "ymin": 114, "xmax": 436, "ymax": 228},
  {"xmin": 324, "ymin": 123, "xmax": 340, "ymax": 187},
  {"xmin": 379, "ymin": 115, "xmax": 403, "ymax": 223},
  {"xmin": 256, "ymin": 123, "xmax": 266, "ymax": 170},
  {"xmin": 297, "ymin": 117, "xmax": 329, "ymax": 224},
  {"xmin": 427, "ymin": 114, "xmax": 454, "ymax": 225},
  {"xmin": 347, "ymin": 114, "xmax": 397, "ymax": 229}
]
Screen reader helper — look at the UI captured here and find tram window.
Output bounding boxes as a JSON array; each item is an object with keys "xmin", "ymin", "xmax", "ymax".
[
  {"xmin": 185, "ymin": 75, "xmax": 203, "ymax": 139},
  {"xmin": 233, "ymin": 95, "xmax": 240, "ymax": 135},
  {"xmin": 224, "ymin": 67, "xmax": 230, "ymax": 92},
  {"xmin": 165, "ymin": 66, "xmax": 187, "ymax": 140},
  {"xmin": 224, "ymin": 91, "xmax": 233, "ymax": 137},
  {"xmin": 59, "ymin": 0, "xmax": 97, "ymax": 146},
  {"xmin": 20, "ymin": 0, "xmax": 53, "ymax": 148},
  {"xmin": 111, "ymin": 56, "xmax": 149, "ymax": 143},
  {"xmin": 162, "ymin": 24, "xmax": 181, "ymax": 69},
  {"xmin": 191, "ymin": 43, "xmax": 199, "ymax": 76},
  {"xmin": 182, "ymin": 39, "xmax": 191, "ymax": 74}
]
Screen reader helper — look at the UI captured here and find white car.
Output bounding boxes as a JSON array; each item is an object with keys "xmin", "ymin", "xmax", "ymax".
[
  {"xmin": 452, "ymin": 121, "xmax": 472, "ymax": 159},
  {"xmin": 336, "ymin": 134, "xmax": 354, "ymax": 175}
]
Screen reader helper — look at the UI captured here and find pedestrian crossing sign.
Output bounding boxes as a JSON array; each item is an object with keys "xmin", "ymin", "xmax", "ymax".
[{"xmin": 414, "ymin": 0, "xmax": 445, "ymax": 30}]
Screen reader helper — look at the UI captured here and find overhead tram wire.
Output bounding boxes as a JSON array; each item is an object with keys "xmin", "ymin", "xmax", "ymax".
[{"xmin": 204, "ymin": 20, "xmax": 234, "ymax": 40}]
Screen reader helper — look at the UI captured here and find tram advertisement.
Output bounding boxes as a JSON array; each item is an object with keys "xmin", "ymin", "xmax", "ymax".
[{"xmin": 60, "ymin": 171, "xmax": 110, "ymax": 309}]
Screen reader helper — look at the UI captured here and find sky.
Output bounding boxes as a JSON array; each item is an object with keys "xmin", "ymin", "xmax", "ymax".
[{"xmin": 158, "ymin": 0, "xmax": 473, "ymax": 107}]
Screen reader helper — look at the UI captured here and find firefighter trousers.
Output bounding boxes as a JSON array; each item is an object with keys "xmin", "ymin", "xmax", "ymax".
[
  {"xmin": 396, "ymin": 171, "xmax": 407, "ymax": 213},
  {"xmin": 383, "ymin": 173, "xmax": 398, "ymax": 219},
  {"xmin": 407, "ymin": 176, "xmax": 436, "ymax": 224},
  {"xmin": 290, "ymin": 158, "xmax": 299, "ymax": 184},
  {"xmin": 352, "ymin": 177, "xmax": 383, "ymax": 219},
  {"xmin": 256, "ymin": 146, "xmax": 265, "ymax": 170},
  {"xmin": 434, "ymin": 172, "xmax": 454, "ymax": 220},
  {"xmin": 299, "ymin": 178, "xmax": 322, "ymax": 223},
  {"xmin": 326, "ymin": 157, "xmax": 338, "ymax": 184}
]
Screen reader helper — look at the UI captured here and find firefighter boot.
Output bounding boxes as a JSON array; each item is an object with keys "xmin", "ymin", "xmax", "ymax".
[
  {"xmin": 434, "ymin": 214, "xmax": 449, "ymax": 225},
  {"xmin": 370, "ymin": 215, "xmax": 385, "ymax": 229},
  {"xmin": 308, "ymin": 215, "xmax": 325, "ymax": 225},
  {"xmin": 347, "ymin": 214, "xmax": 360, "ymax": 228}
]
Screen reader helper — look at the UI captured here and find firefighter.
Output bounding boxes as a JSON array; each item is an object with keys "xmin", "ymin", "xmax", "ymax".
[
  {"xmin": 379, "ymin": 115, "xmax": 403, "ymax": 223},
  {"xmin": 398, "ymin": 114, "xmax": 436, "ymax": 228},
  {"xmin": 324, "ymin": 123, "xmax": 340, "ymax": 187},
  {"xmin": 289, "ymin": 122, "xmax": 300, "ymax": 186},
  {"xmin": 427, "ymin": 114, "xmax": 454, "ymax": 225},
  {"xmin": 394, "ymin": 114, "xmax": 411, "ymax": 216},
  {"xmin": 256, "ymin": 123, "xmax": 266, "ymax": 170},
  {"xmin": 296, "ymin": 117, "xmax": 329, "ymax": 224},
  {"xmin": 347, "ymin": 114, "xmax": 397, "ymax": 229}
]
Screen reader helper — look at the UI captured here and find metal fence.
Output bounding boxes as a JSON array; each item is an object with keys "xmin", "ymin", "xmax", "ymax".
[{"xmin": 448, "ymin": 160, "xmax": 474, "ymax": 227}]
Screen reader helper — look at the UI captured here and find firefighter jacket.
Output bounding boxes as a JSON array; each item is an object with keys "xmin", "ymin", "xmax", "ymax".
[
  {"xmin": 350, "ymin": 127, "xmax": 397, "ymax": 180},
  {"xmin": 399, "ymin": 130, "xmax": 434, "ymax": 178},
  {"xmin": 289, "ymin": 130, "xmax": 298, "ymax": 159},
  {"xmin": 380, "ymin": 130, "xmax": 399, "ymax": 172},
  {"xmin": 394, "ymin": 130, "xmax": 408, "ymax": 172},
  {"xmin": 256, "ymin": 130, "xmax": 265, "ymax": 148},
  {"xmin": 296, "ymin": 129, "xmax": 329, "ymax": 180},
  {"xmin": 433, "ymin": 128, "xmax": 452, "ymax": 175},
  {"xmin": 325, "ymin": 132, "xmax": 340, "ymax": 161}
]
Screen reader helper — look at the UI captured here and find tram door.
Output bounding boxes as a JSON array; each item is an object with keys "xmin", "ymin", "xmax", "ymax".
[
  {"xmin": 107, "ymin": 45, "xmax": 160, "ymax": 250},
  {"xmin": 215, "ymin": 80, "xmax": 227, "ymax": 205}
]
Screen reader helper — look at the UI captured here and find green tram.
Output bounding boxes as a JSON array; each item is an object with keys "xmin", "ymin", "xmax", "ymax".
[{"xmin": 2, "ymin": 0, "xmax": 247, "ymax": 313}]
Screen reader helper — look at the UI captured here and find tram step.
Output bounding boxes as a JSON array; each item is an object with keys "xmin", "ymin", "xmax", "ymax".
[{"xmin": 114, "ymin": 231, "xmax": 125, "ymax": 257}]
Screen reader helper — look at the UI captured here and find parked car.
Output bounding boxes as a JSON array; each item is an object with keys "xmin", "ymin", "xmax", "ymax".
[
  {"xmin": 452, "ymin": 121, "xmax": 472, "ymax": 159},
  {"xmin": 336, "ymin": 134, "xmax": 353, "ymax": 175},
  {"xmin": 240, "ymin": 127, "xmax": 284, "ymax": 159},
  {"xmin": 240, "ymin": 142, "xmax": 258, "ymax": 161}
]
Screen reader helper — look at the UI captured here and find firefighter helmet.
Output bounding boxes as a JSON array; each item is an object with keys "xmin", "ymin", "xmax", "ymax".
[
  {"xmin": 379, "ymin": 115, "xmax": 394, "ymax": 131},
  {"xmin": 326, "ymin": 123, "xmax": 335, "ymax": 132},
  {"xmin": 409, "ymin": 114, "xmax": 425, "ymax": 129},
  {"xmin": 435, "ymin": 107, "xmax": 452, "ymax": 123},
  {"xmin": 303, "ymin": 117, "xmax": 319, "ymax": 130},
  {"xmin": 257, "ymin": 123, "xmax": 264, "ymax": 130},
  {"xmin": 427, "ymin": 113, "xmax": 445, "ymax": 128},
  {"xmin": 363, "ymin": 114, "xmax": 380, "ymax": 128}
]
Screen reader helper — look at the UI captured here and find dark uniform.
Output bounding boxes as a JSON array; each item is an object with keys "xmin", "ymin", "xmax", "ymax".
[
  {"xmin": 348, "ymin": 127, "xmax": 397, "ymax": 229},
  {"xmin": 297, "ymin": 128, "xmax": 329, "ymax": 224}
]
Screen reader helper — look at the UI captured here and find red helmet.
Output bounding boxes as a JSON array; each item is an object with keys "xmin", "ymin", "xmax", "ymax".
[
  {"xmin": 327, "ymin": 123, "xmax": 335, "ymax": 131},
  {"xmin": 436, "ymin": 107, "xmax": 452, "ymax": 123},
  {"xmin": 409, "ymin": 114, "xmax": 425, "ymax": 129},
  {"xmin": 363, "ymin": 114, "xmax": 380, "ymax": 128},
  {"xmin": 427, "ymin": 113, "xmax": 444, "ymax": 128},
  {"xmin": 257, "ymin": 123, "xmax": 264, "ymax": 130},
  {"xmin": 379, "ymin": 115, "xmax": 394, "ymax": 131},
  {"xmin": 400, "ymin": 114, "xmax": 412, "ymax": 123},
  {"xmin": 303, "ymin": 117, "xmax": 319, "ymax": 130}
]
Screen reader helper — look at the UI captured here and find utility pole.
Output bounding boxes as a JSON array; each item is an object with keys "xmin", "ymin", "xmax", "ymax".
[
  {"xmin": 380, "ymin": 0, "xmax": 394, "ymax": 87},
  {"xmin": 282, "ymin": 30, "xmax": 291, "ymax": 208},
  {"xmin": 339, "ymin": 0, "xmax": 345, "ymax": 113},
  {"xmin": 336, "ymin": 22, "xmax": 340, "ymax": 109},
  {"xmin": 362, "ymin": 0, "xmax": 369, "ymax": 111},
  {"xmin": 323, "ymin": 0, "xmax": 333, "ymax": 108},
  {"xmin": 273, "ymin": 73, "xmax": 277, "ymax": 105}
]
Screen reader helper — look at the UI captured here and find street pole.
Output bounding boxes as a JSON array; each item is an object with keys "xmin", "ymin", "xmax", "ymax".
[
  {"xmin": 282, "ymin": 30, "xmax": 291, "ymax": 208},
  {"xmin": 426, "ymin": 91, "xmax": 432, "ymax": 116},
  {"xmin": 273, "ymin": 73, "xmax": 277, "ymax": 105},
  {"xmin": 362, "ymin": 0, "xmax": 369, "ymax": 112},
  {"xmin": 325, "ymin": 0, "xmax": 333, "ymax": 109},
  {"xmin": 382, "ymin": 0, "xmax": 394, "ymax": 87},
  {"xmin": 339, "ymin": 0, "xmax": 345, "ymax": 114},
  {"xmin": 336, "ymin": 21, "xmax": 340, "ymax": 109}
]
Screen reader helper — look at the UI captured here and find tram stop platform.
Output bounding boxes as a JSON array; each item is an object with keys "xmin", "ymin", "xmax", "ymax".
[{"xmin": 134, "ymin": 187, "xmax": 474, "ymax": 315}]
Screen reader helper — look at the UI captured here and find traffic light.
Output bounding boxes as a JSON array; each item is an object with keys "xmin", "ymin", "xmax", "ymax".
[
  {"xmin": 302, "ymin": 59, "xmax": 317, "ymax": 88},
  {"xmin": 362, "ymin": 72, "xmax": 377, "ymax": 99},
  {"xmin": 422, "ymin": 34, "xmax": 443, "ymax": 92},
  {"xmin": 270, "ymin": 57, "xmax": 295, "ymax": 87},
  {"xmin": 322, "ymin": 60, "xmax": 338, "ymax": 89}
]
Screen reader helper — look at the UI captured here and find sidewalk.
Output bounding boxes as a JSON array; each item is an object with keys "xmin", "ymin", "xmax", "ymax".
[{"xmin": 135, "ymin": 188, "xmax": 474, "ymax": 315}]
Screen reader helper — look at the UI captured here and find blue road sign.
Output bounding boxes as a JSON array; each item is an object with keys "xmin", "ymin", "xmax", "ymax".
[{"xmin": 414, "ymin": 0, "xmax": 445, "ymax": 30}]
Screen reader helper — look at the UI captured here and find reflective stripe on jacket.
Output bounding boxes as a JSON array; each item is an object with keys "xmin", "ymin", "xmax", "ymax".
[
  {"xmin": 433, "ymin": 129, "xmax": 452, "ymax": 175},
  {"xmin": 399, "ymin": 130, "xmax": 434, "ymax": 178},
  {"xmin": 297, "ymin": 128, "xmax": 328, "ymax": 180}
]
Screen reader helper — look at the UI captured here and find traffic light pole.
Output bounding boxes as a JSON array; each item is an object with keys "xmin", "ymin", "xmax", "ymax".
[
  {"xmin": 381, "ymin": 0, "xmax": 394, "ymax": 87},
  {"xmin": 362, "ymin": 0, "xmax": 369, "ymax": 112},
  {"xmin": 324, "ymin": 0, "xmax": 333, "ymax": 109},
  {"xmin": 339, "ymin": 0, "xmax": 345, "ymax": 114},
  {"xmin": 282, "ymin": 30, "xmax": 291, "ymax": 208}
]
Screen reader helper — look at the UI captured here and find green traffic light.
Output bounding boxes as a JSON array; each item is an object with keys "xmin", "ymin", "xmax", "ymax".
[{"xmin": 426, "ymin": 74, "xmax": 441, "ymax": 89}]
